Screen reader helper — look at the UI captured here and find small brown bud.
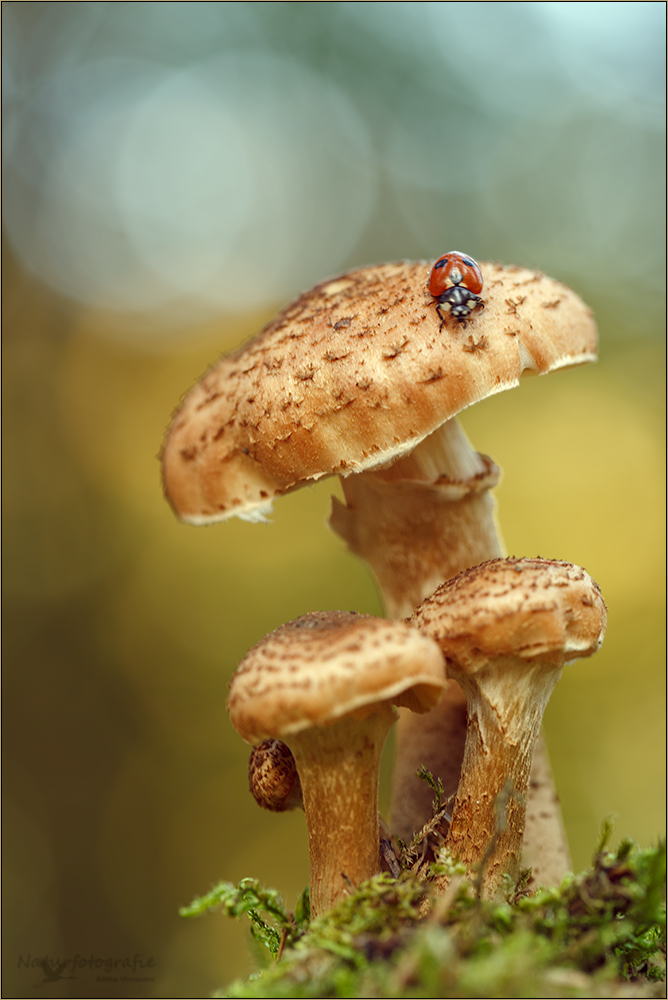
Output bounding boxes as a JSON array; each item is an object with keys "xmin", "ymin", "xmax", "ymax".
[{"xmin": 248, "ymin": 739, "xmax": 303, "ymax": 812}]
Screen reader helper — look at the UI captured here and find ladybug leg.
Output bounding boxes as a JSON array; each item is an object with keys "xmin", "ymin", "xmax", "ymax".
[{"xmin": 435, "ymin": 302, "xmax": 449, "ymax": 330}]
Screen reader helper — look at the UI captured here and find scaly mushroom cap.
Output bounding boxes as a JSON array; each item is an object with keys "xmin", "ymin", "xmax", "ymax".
[
  {"xmin": 409, "ymin": 557, "xmax": 607, "ymax": 670},
  {"xmin": 163, "ymin": 261, "xmax": 597, "ymax": 524},
  {"xmin": 227, "ymin": 610, "xmax": 446, "ymax": 745}
]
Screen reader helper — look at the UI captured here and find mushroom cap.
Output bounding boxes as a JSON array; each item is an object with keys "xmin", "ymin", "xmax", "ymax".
[
  {"xmin": 227, "ymin": 610, "xmax": 446, "ymax": 745},
  {"xmin": 162, "ymin": 261, "xmax": 598, "ymax": 524},
  {"xmin": 409, "ymin": 557, "xmax": 607, "ymax": 671}
]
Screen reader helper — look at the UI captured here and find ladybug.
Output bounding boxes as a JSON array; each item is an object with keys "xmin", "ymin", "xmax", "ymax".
[{"xmin": 428, "ymin": 251, "xmax": 484, "ymax": 326}]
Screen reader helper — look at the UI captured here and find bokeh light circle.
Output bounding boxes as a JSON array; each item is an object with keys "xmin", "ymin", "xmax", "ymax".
[{"xmin": 3, "ymin": 51, "xmax": 377, "ymax": 329}]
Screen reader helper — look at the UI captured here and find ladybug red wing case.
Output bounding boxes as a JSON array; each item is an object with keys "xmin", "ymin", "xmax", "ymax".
[{"xmin": 428, "ymin": 251, "xmax": 484, "ymax": 325}]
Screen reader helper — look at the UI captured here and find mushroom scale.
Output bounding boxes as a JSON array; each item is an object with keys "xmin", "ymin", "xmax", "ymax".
[{"xmin": 227, "ymin": 610, "xmax": 446, "ymax": 916}]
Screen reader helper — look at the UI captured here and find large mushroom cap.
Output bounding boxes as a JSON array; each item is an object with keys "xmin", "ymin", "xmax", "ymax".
[
  {"xmin": 409, "ymin": 557, "xmax": 607, "ymax": 670},
  {"xmin": 227, "ymin": 610, "xmax": 446, "ymax": 745},
  {"xmin": 162, "ymin": 261, "xmax": 597, "ymax": 524}
]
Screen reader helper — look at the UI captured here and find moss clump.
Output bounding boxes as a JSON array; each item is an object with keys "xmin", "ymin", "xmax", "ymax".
[{"xmin": 181, "ymin": 831, "xmax": 666, "ymax": 998}]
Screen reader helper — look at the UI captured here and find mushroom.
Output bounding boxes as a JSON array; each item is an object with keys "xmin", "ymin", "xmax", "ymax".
[
  {"xmin": 227, "ymin": 611, "xmax": 445, "ymax": 916},
  {"xmin": 409, "ymin": 557, "xmax": 607, "ymax": 897},
  {"xmin": 163, "ymin": 258, "xmax": 597, "ymax": 870},
  {"xmin": 162, "ymin": 262, "xmax": 596, "ymax": 608},
  {"xmin": 248, "ymin": 739, "xmax": 303, "ymax": 813}
]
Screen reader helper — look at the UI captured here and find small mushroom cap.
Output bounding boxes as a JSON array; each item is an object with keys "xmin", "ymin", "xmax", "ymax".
[
  {"xmin": 227, "ymin": 610, "xmax": 446, "ymax": 745},
  {"xmin": 409, "ymin": 557, "xmax": 607, "ymax": 671},
  {"xmin": 248, "ymin": 739, "xmax": 303, "ymax": 812},
  {"xmin": 162, "ymin": 261, "xmax": 597, "ymax": 524}
]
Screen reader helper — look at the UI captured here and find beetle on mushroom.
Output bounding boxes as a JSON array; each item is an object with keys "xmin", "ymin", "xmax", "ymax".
[{"xmin": 427, "ymin": 251, "xmax": 485, "ymax": 326}]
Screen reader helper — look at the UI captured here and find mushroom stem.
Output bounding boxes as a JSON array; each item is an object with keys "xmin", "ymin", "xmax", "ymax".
[
  {"xmin": 330, "ymin": 419, "xmax": 503, "ymax": 620},
  {"xmin": 521, "ymin": 733, "xmax": 571, "ymax": 887},
  {"xmin": 331, "ymin": 419, "xmax": 506, "ymax": 845},
  {"xmin": 378, "ymin": 416, "xmax": 490, "ymax": 484},
  {"xmin": 390, "ymin": 681, "xmax": 469, "ymax": 844},
  {"xmin": 332, "ymin": 423, "xmax": 572, "ymax": 887},
  {"xmin": 445, "ymin": 656, "xmax": 563, "ymax": 895},
  {"xmin": 288, "ymin": 707, "xmax": 396, "ymax": 917}
]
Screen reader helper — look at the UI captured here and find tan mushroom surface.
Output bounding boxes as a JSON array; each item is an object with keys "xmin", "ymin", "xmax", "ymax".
[
  {"xmin": 227, "ymin": 610, "xmax": 446, "ymax": 915},
  {"xmin": 163, "ymin": 261, "xmax": 597, "ymax": 525},
  {"xmin": 409, "ymin": 557, "xmax": 607, "ymax": 897}
]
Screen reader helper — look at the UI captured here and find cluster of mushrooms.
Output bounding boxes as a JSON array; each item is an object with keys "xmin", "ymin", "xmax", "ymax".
[{"xmin": 162, "ymin": 259, "xmax": 607, "ymax": 916}]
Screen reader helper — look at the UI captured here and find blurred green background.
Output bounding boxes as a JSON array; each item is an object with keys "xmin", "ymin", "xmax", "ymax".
[{"xmin": 2, "ymin": 3, "xmax": 665, "ymax": 996}]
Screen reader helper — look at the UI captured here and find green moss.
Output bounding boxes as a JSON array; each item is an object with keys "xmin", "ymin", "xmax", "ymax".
[
  {"xmin": 179, "ymin": 877, "xmax": 310, "ymax": 959},
  {"xmin": 181, "ymin": 831, "xmax": 666, "ymax": 998}
]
